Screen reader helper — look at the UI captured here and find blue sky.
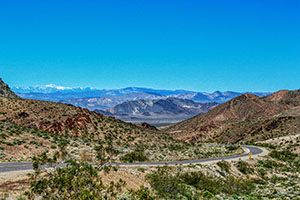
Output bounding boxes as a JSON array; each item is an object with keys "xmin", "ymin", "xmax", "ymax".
[{"xmin": 0, "ymin": 0, "xmax": 299, "ymax": 92}]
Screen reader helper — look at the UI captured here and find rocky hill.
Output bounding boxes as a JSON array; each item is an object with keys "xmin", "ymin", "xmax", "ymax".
[
  {"xmin": 263, "ymin": 89, "xmax": 300, "ymax": 108},
  {"xmin": 0, "ymin": 78, "xmax": 19, "ymax": 98},
  {"xmin": 0, "ymin": 96, "xmax": 155, "ymax": 140},
  {"xmin": 165, "ymin": 90, "xmax": 300, "ymax": 143},
  {"xmin": 0, "ymin": 79, "xmax": 182, "ymax": 162},
  {"xmin": 100, "ymin": 98, "xmax": 218, "ymax": 125}
]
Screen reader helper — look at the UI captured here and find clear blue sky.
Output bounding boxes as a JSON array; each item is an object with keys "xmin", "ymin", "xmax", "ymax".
[{"xmin": 0, "ymin": 0, "xmax": 299, "ymax": 92}]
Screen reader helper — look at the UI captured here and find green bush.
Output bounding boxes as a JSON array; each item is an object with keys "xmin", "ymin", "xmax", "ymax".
[
  {"xmin": 256, "ymin": 143, "xmax": 277, "ymax": 149},
  {"xmin": 217, "ymin": 160, "xmax": 231, "ymax": 172},
  {"xmin": 129, "ymin": 186, "xmax": 156, "ymax": 200},
  {"xmin": 202, "ymin": 190, "xmax": 214, "ymax": 198},
  {"xmin": 120, "ymin": 151, "xmax": 148, "ymax": 163},
  {"xmin": 30, "ymin": 141, "xmax": 39, "ymax": 145},
  {"xmin": 270, "ymin": 149, "xmax": 297, "ymax": 162},
  {"xmin": 146, "ymin": 168, "xmax": 183, "ymax": 199},
  {"xmin": 258, "ymin": 159, "xmax": 283, "ymax": 169},
  {"xmin": 6, "ymin": 141, "xmax": 14, "ymax": 146},
  {"xmin": 26, "ymin": 153, "xmax": 126, "ymax": 200},
  {"xmin": 226, "ymin": 145, "xmax": 239, "ymax": 151},
  {"xmin": 138, "ymin": 167, "xmax": 146, "ymax": 172},
  {"xmin": 236, "ymin": 161, "xmax": 254, "ymax": 174},
  {"xmin": 147, "ymin": 168, "xmax": 255, "ymax": 199}
]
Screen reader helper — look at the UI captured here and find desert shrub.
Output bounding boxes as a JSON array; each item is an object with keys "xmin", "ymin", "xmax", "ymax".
[
  {"xmin": 0, "ymin": 133, "xmax": 7, "ymax": 139},
  {"xmin": 30, "ymin": 141, "xmax": 38, "ymax": 145},
  {"xmin": 105, "ymin": 145, "xmax": 121, "ymax": 156},
  {"xmin": 202, "ymin": 190, "xmax": 214, "ymax": 198},
  {"xmin": 129, "ymin": 186, "xmax": 156, "ymax": 200},
  {"xmin": 103, "ymin": 166, "xmax": 111, "ymax": 173},
  {"xmin": 79, "ymin": 151, "xmax": 93, "ymax": 162},
  {"xmin": 13, "ymin": 139, "xmax": 25, "ymax": 145},
  {"xmin": 217, "ymin": 160, "xmax": 231, "ymax": 172},
  {"xmin": 94, "ymin": 144, "xmax": 103, "ymax": 152},
  {"xmin": 146, "ymin": 168, "xmax": 184, "ymax": 199},
  {"xmin": 256, "ymin": 143, "xmax": 277, "ymax": 149},
  {"xmin": 226, "ymin": 145, "xmax": 239, "ymax": 151},
  {"xmin": 26, "ymin": 153, "xmax": 126, "ymax": 200},
  {"xmin": 258, "ymin": 159, "xmax": 283, "ymax": 169},
  {"xmin": 147, "ymin": 168, "xmax": 255, "ymax": 199},
  {"xmin": 120, "ymin": 151, "xmax": 148, "ymax": 163},
  {"xmin": 270, "ymin": 149, "xmax": 297, "ymax": 162},
  {"xmin": 236, "ymin": 161, "xmax": 254, "ymax": 174},
  {"xmin": 16, "ymin": 197, "xmax": 27, "ymax": 200},
  {"xmin": 180, "ymin": 171, "xmax": 254, "ymax": 195},
  {"xmin": 257, "ymin": 167, "xmax": 267, "ymax": 178},
  {"xmin": 138, "ymin": 167, "xmax": 146, "ymax": 172},
  {"xmin": 5, "ymin": 141, "xmax": 14, "ymax": 146}
]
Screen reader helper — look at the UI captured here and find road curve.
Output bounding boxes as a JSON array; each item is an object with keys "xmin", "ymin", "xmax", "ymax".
[{"xmin": 0, "ymin": 145, "xmax": 264, "ymax": 173}]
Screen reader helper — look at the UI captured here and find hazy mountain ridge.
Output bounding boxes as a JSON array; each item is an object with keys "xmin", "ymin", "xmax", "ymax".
[
  {"xmin": 171, "ymin": 91, "xmax": 270, "ymax": 103},
  {"xmin": 14, "ymin": 86, "xmax": 190, "ymax": 102},
  {"xmin": 108, "ymin": 97, "xmax": 217, "ymax": 116},
  {"xmin": 61, "ymin": 92, "xmax": 164, "ymax": 110},
  {"xmin": 13, "ymin": 85, "xmax": 271, "ymax": 110},
  {"xmin": 96, "ymin": 98, "xmax": 218, "ymax": 125},
  {"xmin": 13, "ymin": 85, "xmax": 270, "ymax": 125},
  {"xmin": 12, "ymin": 84, "xmax": 97, "ymax": 94},
  {"xmin": 13, "ymin": 85, "xmax": 193, "ymax": 97}
]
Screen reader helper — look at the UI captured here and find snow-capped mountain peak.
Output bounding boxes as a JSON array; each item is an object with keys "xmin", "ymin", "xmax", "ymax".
[
  {"xmin": 44, "ymin": 84, "xmax": 73, "ymax": 90},
  {"xmin": 12, "ymin": 84, "xmax": 96, "ymax": 94}
]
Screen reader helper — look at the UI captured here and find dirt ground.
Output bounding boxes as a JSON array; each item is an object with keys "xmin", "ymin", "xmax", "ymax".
[{"xmin": 0, "ymin": 169, "xmax": 32, "ymax": 199}]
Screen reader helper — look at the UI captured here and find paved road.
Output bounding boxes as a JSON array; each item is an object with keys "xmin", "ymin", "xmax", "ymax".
[{"xmin": 0, "ymin": 145, "xmax": 263, "ymax": 173}]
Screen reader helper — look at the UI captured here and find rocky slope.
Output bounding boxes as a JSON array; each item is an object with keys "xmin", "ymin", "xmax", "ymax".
[
  {"xmin": 0, "ymin": 79, "xmax": 178, "ymax": 159},
  {"xmin": 263, "ymin": 89, "xmax": 300, "ymax": 108},
  {"xmin": 165, "ymin": 90, "xmax": 300, "ymax": 143},
  {"xmin": 0, "ymin": 78, "xmax": 19, "ymax": 99},
  {"xmin": 0, "ymin": 96, "xmax": 153, "ymax": 140}
]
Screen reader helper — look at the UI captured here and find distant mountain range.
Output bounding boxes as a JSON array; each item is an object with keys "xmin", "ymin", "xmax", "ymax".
[
  {"xmin": 95, "ymin": 98, "xmax": 218, "ymax": 124},
  {"xmin": 12, "ymin": 84, "xmax": 97, "ymax": 94},
  {"xmin": 13, "ymin": 86, "xmax": 195, "ymax": 102},
  {"xmin": 13, "ymin": 84, "xmax": 270, "ymax": 104},
  {"xmin": 12, "ymin": 84, "xmax": 271, "ymax": 125},
  {"xmin": 61, "ymin": 92, "xmax": 164, "ymax": 110}
]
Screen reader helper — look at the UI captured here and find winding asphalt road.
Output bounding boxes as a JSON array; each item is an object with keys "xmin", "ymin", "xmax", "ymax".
[{"xmin": 0, "ymin": 145, "xmax": 263, "ymax": 173}]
